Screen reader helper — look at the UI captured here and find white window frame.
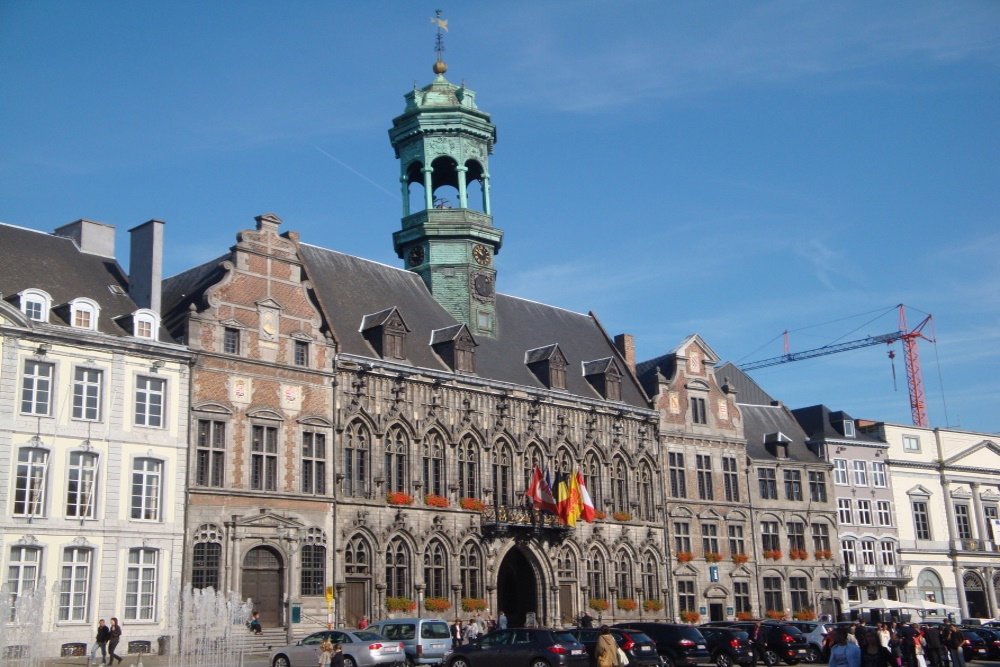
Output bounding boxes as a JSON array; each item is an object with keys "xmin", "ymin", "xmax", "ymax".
[
  {"xmin": 838, "ymin": 498, "xmax": 853, "ymax": 524},
  {"xmin": 19, "ymin": 288, "xmax": 52, "ymax": 322},
  {"xmin": 21, "ymin": 360, "xmax": 54, "ymax": 416},
  {"xmin": 134, "ymin": 376, "xmax": 166, "ymax": 427},
  {"xmin": 133, "ymin": 309, "xmax": 159, "ymax": 340},
  {"xmin": 125, "ymin": 548, "xmax": 158, "ymax": 621},
  {"xmin": 876, "ymin": 500, "xmax": 892, "ymax": 527},
  {"xmin": 13, "ymin": 447, "xmax": 48, "ymax": 517},
  {"xmin": 860, "ymin": 540, "xmax": 877, "ymax": 566},
  {"xmin": 130, "ymin": 458, "xmax": 162, "ymax": 521},
  {"xmin": 843, "ymin": 420, "xmax": 856, "ymax": 437},
  {"xmin": 880, "ymin": 542, "xmax": 896, "ymax": 567},
  {"xmin": 853, "ymin": 460, "xmax": 868, "ymax": 486},
  {"xmin": 841, "ymin": 539, "xmax": 856, "ymax": 567},
  {"xmin": 59, "ymin": 547, "xmax": 92, "ymax": 621},
  {"xmin": 69, "ymin": 297, "xmax": 100, "ymax": 330},
  {"xmin": 66, "ymin": 451, "xmax": 98, "ymax": 519},
  {"xmin": 833, "ymin": 458, "xmax": 849, "ymax": 485},
  {"xmin": 7, "ymin": 546, "xmax": 41, "ymax": 622},
  {"xmin": 72, "ymin": 366, "xmax": 103, "ymax": 421},
  {"xmin": 903, "ymin": 435, "xmax": 920, "ymax": 452},
  {"xmin": 871, "ymin": 461, "xmax": 887, "ymax": 488},
  {"xmin": 856, "ymin": 499, "xmax": 873, "ymax": 525}
]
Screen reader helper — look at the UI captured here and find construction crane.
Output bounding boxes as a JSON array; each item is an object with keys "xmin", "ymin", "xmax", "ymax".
[{"xmin": 737, "ymin": 304, "xmax": 934, "ymax": 427}]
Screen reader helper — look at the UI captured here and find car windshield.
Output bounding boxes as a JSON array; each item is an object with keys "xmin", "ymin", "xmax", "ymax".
[
  {"xmin": 354, "ymin": 631, "xmax": 385, "ymax": 642},
  {"xmin": 422, "ymin": 622, "xmax": 451, "ymax": 639},
  {"xmin": 553, "ymin": 631, "xmax": 579, "ymax": 644}
]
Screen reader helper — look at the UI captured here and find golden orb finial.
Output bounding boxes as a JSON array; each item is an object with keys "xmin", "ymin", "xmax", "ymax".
[{"xmin": 433, "ymin": 60, "xmax": 448, "ymax": 75}]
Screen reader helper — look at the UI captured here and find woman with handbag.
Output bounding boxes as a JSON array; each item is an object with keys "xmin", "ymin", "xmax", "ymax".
[{"xmin": 596, "ymin": 625, "xmax": 623, "ymax": 667}]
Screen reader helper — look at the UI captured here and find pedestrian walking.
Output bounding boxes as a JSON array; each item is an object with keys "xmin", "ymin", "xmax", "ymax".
[
  {"xmin": 90, "ymin": 619, "xmax": 110, "ymax": 665},
  {"xmin": 319, "ymin": 637, "xmax": 334, "ymax": 667},
  {"xmin": 596, "ymin": 625, "xmax": 623, "ymax": 667},
  {"xmin": 498, "ymin": 611, "xmax": 508, "ymax": 630},
  {"xmin": 107, "ymin": 617, "xmax": 123, "ymax": 665}
]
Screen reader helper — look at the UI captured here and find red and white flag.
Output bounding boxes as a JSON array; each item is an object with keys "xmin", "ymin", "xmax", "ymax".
[
  {"xmin": 525, "ymin": 465, "xmax": 557, "ymax": 514},
  {"xmin": 577, "ymin": 471, "xmax": 596, "ymax": 523}
]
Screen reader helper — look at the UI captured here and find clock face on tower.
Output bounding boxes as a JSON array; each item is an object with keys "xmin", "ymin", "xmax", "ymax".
[
  {"xmin": 473, "ymin": 273, "xmax": 494, "ymax": 299},
  {"xmin": 407, "ymin": 246, "xmax": 425, "ymax": 267},
  {"xmin": 472, "ymin": 244, "xmax": 491, "ymax": 266}
]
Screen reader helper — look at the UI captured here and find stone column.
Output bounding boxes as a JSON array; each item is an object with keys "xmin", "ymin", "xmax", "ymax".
[
  {"xmin": 985, "ymin": 567, "xmax": 998, "ymax": 618},
  {"xmin": 481, "ymin": 173, "xmax": 491, "ymax": 215},
  {"xmin": 456, "ymin": 166, "xmax": 468, "ymax": 209},
  {"xmin": 423, "ymin": 167, "xmax": 434, "ymax": 211},
  {"xmin": 972, "ymin": 483, "xmax": 987, "ymax": 544},
  {"xmin": 401, "ymin": 176, "xmax": 410, "ymax": 217},
  {"xmin": 942, "ymin": 480, "xmax": 959, "ymax": 550},
  {"xmin": 953, "ymin": 561, "xmax": 969, "ymax": 619}
]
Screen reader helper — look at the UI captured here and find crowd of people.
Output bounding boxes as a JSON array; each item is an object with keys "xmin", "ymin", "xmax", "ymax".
[
  {"xmin": 826, "ymin": 621, "xmax": 971, "ymax": 667},
  {"xmin": 450, "ymin": 611, "xmax": 510, "ymax": 646}
]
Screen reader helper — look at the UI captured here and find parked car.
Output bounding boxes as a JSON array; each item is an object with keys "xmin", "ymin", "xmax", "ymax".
[
  {"xmin": 612, "ymin": 622, "xmax": 710, "ymax": 667},
  {"xmin": 965, "ymin": 626, "xmax": 1000, "ymax": 660},
  {"xmin": 269, "ymin": 629, "xmax": 404, "ymax": 667},
  {"xmin": 446, "ymin": 628, "xmax": 589, "ymax": 667},
  {"xmin": 367, "ymin": 618, "xmax": 453, "ymax": 666},
  {"xmin": 782, "ymin": 622, "xmax": 832, "ymax": 663},
  {"xmin": 728, "ymin": 623, "xmax": 809, "ymax": 666},
  {"xmin": 566, "ymin": 627, "xmax": 662, "ymax": 667},
  {"xmin": 697, "ymin": 626, "xmax": 756, "ymax": 667},
  {"xmin": 959, "ymin": 629, "xmax": 989, "ymax": 662}
]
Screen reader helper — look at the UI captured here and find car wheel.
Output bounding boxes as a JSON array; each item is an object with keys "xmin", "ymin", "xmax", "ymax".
[
  {"xmin": 716, "ymin": 652, "xmax": 733, "ymax": 667},
  {"xmin": 272, "ymin": 655, "xmax": 290, "ymax": 667},
  {"xmin": 451, "ymin": 658, "xmax": 471, "ymax": 667},
  {"xmin": 661, "ymin": 657, "xmax": 674, "ymax": 667},
  {"xmin": 530, "ymin": 659, "xmax": 550, "ymax": 667},
  {"xmin": 763, "ymin": 650, "xmax": 780, "ymax": 667},
  {"xmin": 804, "ymin": 647, "xmax": 821, "ymax": 664},
  {"xmin": 344, "ymin": 657, "xmax": 358, "ymax": 667}
]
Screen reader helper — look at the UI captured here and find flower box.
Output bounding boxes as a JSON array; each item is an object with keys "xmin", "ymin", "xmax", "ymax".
[
  {"xmin": 461, "ymin": 598, "xmax": 487, "ymax": 612},
  {"xmin": 676, "ymin": 551, "xmax": 695, "ymax": 563},
  {"xmin": 386, "ymin": 597, "xmax": 416, "ymax": 612},
  {"xmin": 814, "ymin": 549, "xmax": 833, "ymax": 560},
  {"xmin": 765, "ymin": 609, "xmax": 786, "ymax": 620},
  {"xmin": 594, "ymin": 510, "xmax": 607, "ymax": 520},
  {"xmin": 679, "ymin": 610, "xmax": 700, "ymax": 624},
  {"xmin": 424, "ymin": 494, "xmax": 449, "ymax": 508},
  {"xmin": 643, "ymin": 599, "xmax": 664, "ymax": 613},
  {"xmin": 762, "ymin": 549, "xmax": 782, "ymax": 560},
  {"xmin": 793, "ymin": 609, "xmax": 816, "ymax": 621},
  {"xmin": 704, "ymin": 552, "xmax": 723, "ymax": 563},
  {"xmin": 612, "ymin": 511, "xmax": 632, "ymax": 522},
  {"xmin": 460, "ymin": 497, "xmax": 486, "ymax": 512},
  {"xmin": 617, "ymin": 599, "xmax": 638, "ymax": 612},
  {"xmin": 789, "ymin": 549, "xmax": 809, "ymax": 561},
  {"xmin": 589, "ymin": 598, "xmax": 610, "ymax": 612},
  {"xmin": 732, "ymin": 553, "xmax": 749, "ymax": 565},
  {"xmin": 425, "ymin": 597, "xmax": 452, "ymax": 613},
  {"xmin": 386, "ymin": 492, "xmax": 414, "ymax": 506},
  {"xmin": 736, "ymin": 611, "xmax": 754, "ymax": 621}
]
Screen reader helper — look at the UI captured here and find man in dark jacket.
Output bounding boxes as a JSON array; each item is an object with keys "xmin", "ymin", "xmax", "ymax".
[
  {"xmin": 90, "ymin": 618, "xmax": 110, "ymax": 665},
  {"xmin": 897, "ymin": 622, "xmax": 917, "ymax": 667},
  {"xmin": 922, "ymin": 624, "xmax": 942, "ymax": 667}
]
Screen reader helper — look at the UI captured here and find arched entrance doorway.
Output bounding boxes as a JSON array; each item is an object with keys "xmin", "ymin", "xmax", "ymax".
[
  {"xmin": 497, "ymin": 546, "xmax": 539, "ymax": 628},
  {"xmin": 242, "ymin": 546, "xmax": 284, "ymax": 626},
  {"xmin": 964, "ymin": 571, "xmax": 988, "ymax": 618}
]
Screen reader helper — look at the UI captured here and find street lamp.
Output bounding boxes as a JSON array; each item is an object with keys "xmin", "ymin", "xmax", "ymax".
[{"xmin": 278, "ymin": 526, "xmax": 301, "ymax": 644}]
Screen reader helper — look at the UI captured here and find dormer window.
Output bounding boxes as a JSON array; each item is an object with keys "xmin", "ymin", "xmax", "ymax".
[
  {"xmin": 19, "ymin": 289, "xmax": 52, "ymax": 322},
  {"xmin": 431, "ymin": 324, "xmax": 477, "ymax": 374},
  {"xmin": 361, "ymin": 307, "xmax": 410, "ymax": 360},
  {"xmin": 133, "ymin": 309, "xmax": 159, "ymax": 340},
  {"xmin": 764, "ymin": 432, "xmax": 792, "ymax": 459},
  {"xmin": 583, "ymin": 357, "xmax": 622, "ymax": 401},
  {"xmin": 69, "ymin": 298, "xmax": 100, "ymax": 330},
  {"xmin": 526, "ymin": 344, "xmax": 568, "ymax": 390},
  {"xmin": 843, "ymin": 420, "xmax": 856, "ymax": 438}
]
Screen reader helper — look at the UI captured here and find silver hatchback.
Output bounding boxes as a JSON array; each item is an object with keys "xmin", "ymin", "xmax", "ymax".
[{"xmin": 270, "ymin": 629, "xmax": 405, "ymax": 667}]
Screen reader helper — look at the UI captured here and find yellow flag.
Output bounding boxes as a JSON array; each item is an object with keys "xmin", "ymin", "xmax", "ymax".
[{"xmin": 431, "ymin": 17, "xmax": 449, "ymax": 32}]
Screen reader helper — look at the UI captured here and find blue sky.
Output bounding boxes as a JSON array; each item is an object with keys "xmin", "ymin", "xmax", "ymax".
[{"xmin": 2, "ymin": 2, "xmax": 998, "ymax": 433}]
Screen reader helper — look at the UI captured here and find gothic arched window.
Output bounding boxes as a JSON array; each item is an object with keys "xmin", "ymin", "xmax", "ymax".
[
  {"xmin": 492, "ymin": 439, "xmax": 514, "ymax": 506},
  {"xmin": 556, "ymin": 545, "xmax": 577, "ymax": 581},
  {"xmin": 385, "ymin": 538, "xmax": 411, "ymax": 598},
  {"xmin": 638, "ymin": 461, "xmax": 655, "ymax": 521},
  {"xmin": 587, "ymin": 549, "xmax": 607, "ymax": 601},
  {"xmin": 641, "ymin": 552, "xmax": 659, "ymax": 600},
  {"xmin": 615, "ymin": 550, "xmax": 633, "ymax": 598},
  {"xmin": 345, "ymin": 535, "xmax": 371, "ymax": 576},
  {"xmin": 458, "ymin": 434, "xmax": 479, "ymax": 499},
  {"xmin": 522, "ymin": 444, "xmax": 545, "ymax": 495},
  {"xmin": 192, "ymin": 523, "xmax": 223, "ymax": 591},
  {"xmin": 612, "ymin": 456, "xmax": 629, "ymax": 514},
  {"xmin": 422, "ymin": 431, "xmax": 445, "ymax": 497},
  {"xmin": 584, "ymin": 451, "xmax": 603, "ymax": 510},
  {"xmin": 344, "ymin": 421, "xmax": 370, "ymax": 498},
  {"xmin": 460, "ymin": 542, "xmax": 483, "ymax": 599},
  {"xmin": 384, "ymin": 425, "xmax": 408, "ymax": 493},
  {"xmin": 424, "ymin": 540, "xmax": 448, "ymax": 599}
]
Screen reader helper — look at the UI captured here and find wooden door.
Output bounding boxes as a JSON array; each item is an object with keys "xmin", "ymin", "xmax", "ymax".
[
  {"xmin": 559, "ymin": 584, "xmax": 575, "ymax": 624},
  {"xmin": 345, "ymin": 578, "xmax": 369, "ymax": 627},
  {"xmin": 242, "ymin": 546, "xmax": 283, "ymax": 626}
]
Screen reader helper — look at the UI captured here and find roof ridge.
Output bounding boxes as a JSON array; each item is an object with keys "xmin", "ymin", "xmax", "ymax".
[
  {"xmin": 0, "ymin": 221, "xmax": 73, "ymax": 241},
  {"xmin": 497, "ymin": 292, "xmax": 588, "ymax": 317}
]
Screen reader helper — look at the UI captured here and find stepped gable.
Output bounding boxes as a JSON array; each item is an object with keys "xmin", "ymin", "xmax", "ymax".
[
  {"xmin": 299, "ymin": 243, "xmax": 648, "ymax": 407},
  {"xmin": 0, "ymin": 222, "xmax": 137, "ymax": 336}
]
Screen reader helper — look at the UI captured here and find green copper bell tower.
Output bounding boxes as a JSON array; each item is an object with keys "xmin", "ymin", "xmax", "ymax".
[{"xmin": 389, "ymin": 34, "xmax": 503, "ymax": 338}]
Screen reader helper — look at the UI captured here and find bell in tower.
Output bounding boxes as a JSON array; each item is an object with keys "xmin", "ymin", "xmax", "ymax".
[{"xmin": 389, "ymin": 16, "xmax": 503, "ymax": 339}]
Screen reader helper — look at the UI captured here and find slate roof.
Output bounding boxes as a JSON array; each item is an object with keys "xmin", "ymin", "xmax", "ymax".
[
  {"xmin": 714, "ymin": 361, "xmax": 777, "ymax": 407},
  {"xmin": 298, "ymin": 244, "xmax": 648, "ymax": 407},
  {"xmin": 161, "ymin": 254, "xmax": 228, "ymax": 332},
  {"xmin": 0, "ymin": 222, "xmax": 140, "ymax": 336},
  {"xmin": 791, "ymin": 404, "xmax": 886, "ymax": 445}
]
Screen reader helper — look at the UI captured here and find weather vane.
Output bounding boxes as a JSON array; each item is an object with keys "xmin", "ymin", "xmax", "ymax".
[{"xmin": 430, "ymin": 9, "xmax": 448, "ymax": 74}]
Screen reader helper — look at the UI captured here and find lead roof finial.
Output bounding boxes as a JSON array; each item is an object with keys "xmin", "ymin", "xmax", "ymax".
[{"xmin": 431, "ymin": 9, "xmax": 448, "ymax": 75}]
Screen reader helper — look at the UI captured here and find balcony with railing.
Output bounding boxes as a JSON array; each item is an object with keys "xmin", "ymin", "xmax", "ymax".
[
  {"xmin": 952, "ymin": 538, "xmax": 999, "ymax": 553},
  {"xmin": 480, "ymin": 504, "xmax": 571, "ymax": 536},
  {"xmin": 844, "ymin": 563, "xmax": 912, "ymax": 582}
]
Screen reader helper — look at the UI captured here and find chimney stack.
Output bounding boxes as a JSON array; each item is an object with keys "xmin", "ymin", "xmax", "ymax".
[
  {"xmin": 128, "ymin": 220, "xmax": 165, "ymax": 313},
  {"xmin": 614, "ymin": 333, "xmax": 636, "ymax": 373},
  {"xmin": 54, "ymin": 219, "xmax": 116, "ymax": 257}
]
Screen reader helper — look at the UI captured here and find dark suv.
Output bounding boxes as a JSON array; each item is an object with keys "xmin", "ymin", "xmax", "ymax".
[
  {"xmin": 446, "ymin": 628, "xmax": 589, "ymax": 667},
  {"xmin": 698, "ymin": 627, "xmax": 756, "ymax": 667},
  {"xmin": 567, "ymin": 627, "xmax": 662, "ymax": 667},
  {"xmin": 612, "ymin": 623, "xmax": 710, "ymax": 667},
  {"xmin": 729, "ymin": 623, "xmax": 808, "ymax": 666}
]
